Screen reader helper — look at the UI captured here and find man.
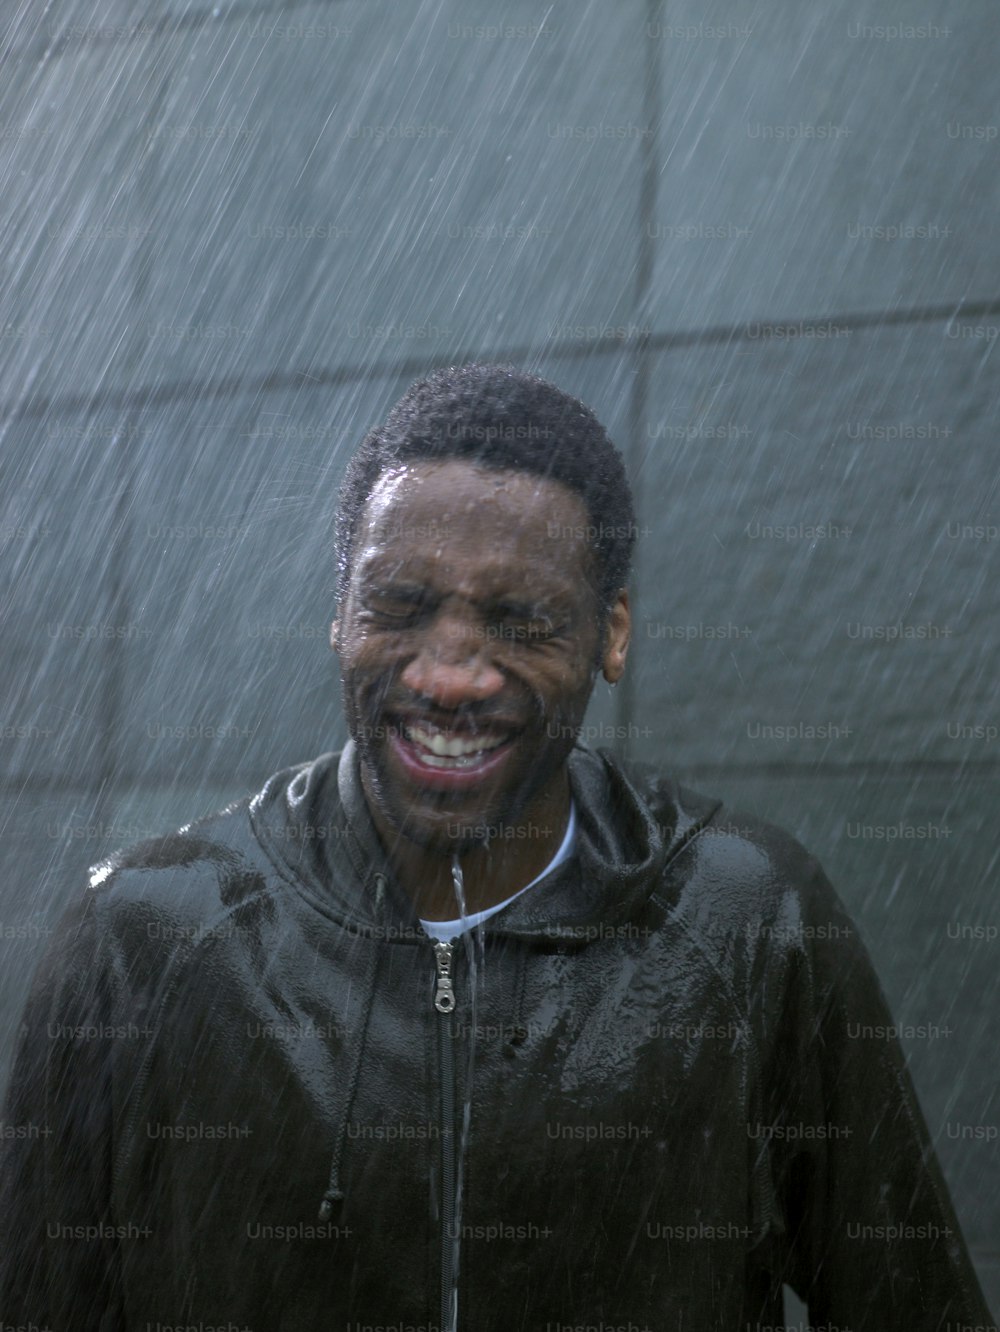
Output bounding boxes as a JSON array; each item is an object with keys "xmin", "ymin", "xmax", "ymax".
[{"xmin": 0, "ymin": 363, "xmax": 993, "ymax": 1330}]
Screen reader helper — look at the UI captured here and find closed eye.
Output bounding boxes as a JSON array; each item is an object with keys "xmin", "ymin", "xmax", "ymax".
[
  {"xmin": 491, "ymin": 604, "xmax": 566, "ymax": 638},
  {"xmin": 362, "ymin": 588, "xmax": 434, "ymax": 623}
]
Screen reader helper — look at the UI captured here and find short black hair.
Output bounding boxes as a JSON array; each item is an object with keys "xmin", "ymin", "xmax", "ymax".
[{"xmin": 334, "ymin": 363, "xmax": 636, "ymax": 623}]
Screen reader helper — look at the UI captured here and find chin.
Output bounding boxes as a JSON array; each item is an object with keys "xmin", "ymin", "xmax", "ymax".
[
  {"xmin": 401, "ymin": 822, "xmax": 485, "ymax": 856},
  {"xmin": 381, "ymin": 793, "xmax": 514, "ymax": 856},
  {"xmin": 369, "ymin": 765, "xmax": 536, "ymax": 856}
]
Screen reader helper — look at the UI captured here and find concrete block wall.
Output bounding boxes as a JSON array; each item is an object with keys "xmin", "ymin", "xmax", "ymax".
[{"xmin": 2, "ymin": 0, "xmax": 998, "ymax": 1317}]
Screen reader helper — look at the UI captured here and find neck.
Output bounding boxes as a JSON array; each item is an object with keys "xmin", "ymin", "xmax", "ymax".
[{"xmin": 368, "ymin": 776, "xmax": 572, "ymax": 921}]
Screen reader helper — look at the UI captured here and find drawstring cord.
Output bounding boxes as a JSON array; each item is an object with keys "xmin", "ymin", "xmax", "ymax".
[
  {"xmin": 317, "ymin": 873, "xmax": 386, "ymax": 1221},
  {"xmin": 447, "ymin": 853, "xmax": 484, "ymax": 1324}
]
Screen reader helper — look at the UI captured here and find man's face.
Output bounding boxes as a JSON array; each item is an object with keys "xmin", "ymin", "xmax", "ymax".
[{"xmin": 332, "ymin": 459, "xmax": 629, "ymax": 853}]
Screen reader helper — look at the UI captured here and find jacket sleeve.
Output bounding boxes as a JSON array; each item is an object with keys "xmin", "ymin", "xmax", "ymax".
[
  {"xmin": 0, "ymin": 884, "xmax": 126, "ymax": 1331},
  {"xmin": 760, "ymin": 857, "xmax": 995, "ymax": 1330}
]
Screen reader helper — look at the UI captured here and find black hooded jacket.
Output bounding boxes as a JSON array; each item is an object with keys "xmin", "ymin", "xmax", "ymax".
[{"xmin": 0, "ymin": 742, "xmax": 993, "ymax": 1330}]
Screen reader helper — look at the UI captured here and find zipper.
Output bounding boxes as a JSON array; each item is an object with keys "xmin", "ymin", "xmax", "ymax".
[
  {"xmin": 433, "ymin": 939, "xmax": 459, "ymax": 1332},
  {"xmin": 433, "ymin": 939, "xmax": 456, "ymax": 1015}
]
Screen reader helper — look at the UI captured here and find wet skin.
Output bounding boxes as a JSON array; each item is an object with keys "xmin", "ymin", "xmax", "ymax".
[{"xmin": 331, "ymin": 459, "xmax": 630, "ymax": 920}]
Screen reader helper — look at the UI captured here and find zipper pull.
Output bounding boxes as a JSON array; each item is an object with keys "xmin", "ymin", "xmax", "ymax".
[{"xmin": 433, "ymin": 940, "xmax": 456, "ymax": 1014}]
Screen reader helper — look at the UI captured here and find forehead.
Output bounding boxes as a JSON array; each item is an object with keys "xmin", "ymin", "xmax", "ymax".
[{"xmin": 354, "ymin": 459, "xmax": 595, "ymax": 587}]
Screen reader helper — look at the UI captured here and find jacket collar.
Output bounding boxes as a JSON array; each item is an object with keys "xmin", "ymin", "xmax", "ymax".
[{"xmin": 251, "ymin": 738, "xmax": 720, "ymax": 947}]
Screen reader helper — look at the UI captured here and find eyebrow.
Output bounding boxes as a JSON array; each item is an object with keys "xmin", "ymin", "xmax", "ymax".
[{"xmin": 360, "ymin": 581, "xmax": 573, "ymax": 617}]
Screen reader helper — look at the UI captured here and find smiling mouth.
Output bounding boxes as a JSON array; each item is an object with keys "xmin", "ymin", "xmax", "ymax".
[
  {"xmin": 402, "ymin": 722, "xmax": 509, "ymax": 768},
  {"xmin": 380, "ymin": 715, "xmax": 521, "ymax": 788}
]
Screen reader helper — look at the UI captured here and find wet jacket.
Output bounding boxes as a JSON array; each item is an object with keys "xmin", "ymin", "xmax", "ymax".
[{"xmin": 0, "ymin": 741, "xmax": 993, "ymax": 1331}]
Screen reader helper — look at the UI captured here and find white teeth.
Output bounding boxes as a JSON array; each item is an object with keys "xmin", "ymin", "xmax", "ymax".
[
  {"xmin": 418, "ymin": 750, "xmax": 492, "ymax": 769},
  {"xmin": 404, "ymin": 724, "xmax": 506, "ymax": 759}
]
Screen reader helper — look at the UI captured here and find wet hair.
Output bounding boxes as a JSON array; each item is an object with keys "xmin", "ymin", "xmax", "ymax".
[{"xmin": 334, "ymin": 363, "xmax": 636, "ymax": 625}]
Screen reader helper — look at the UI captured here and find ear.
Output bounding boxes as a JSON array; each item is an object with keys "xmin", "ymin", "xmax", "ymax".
[{"xmin": 601, "ymin": 591, "xmax": 630, "ymax": 684}]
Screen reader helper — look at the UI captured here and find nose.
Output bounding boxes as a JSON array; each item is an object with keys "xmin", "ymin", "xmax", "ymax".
[{"xmin": 399, "ymin": 613, "xmax": 505, "ymax": 707}]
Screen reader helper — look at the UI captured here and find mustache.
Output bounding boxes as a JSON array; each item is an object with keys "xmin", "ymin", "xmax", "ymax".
[
  {"xmin": 359, "ymin": 680, "xmax": 537, "ymax": 731},
  {"xmin": 384, "ymin": 704, "xmax": 523, "ymax": 731}
]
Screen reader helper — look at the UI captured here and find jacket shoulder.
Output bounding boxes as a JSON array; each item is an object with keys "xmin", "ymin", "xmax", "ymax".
[
  {"xmin": 617, "ymin": 754, "xmax": 838, "ymax": 927},
  {"xmin": 674, "ymin": 799, "xmax": 854, "ymax": 950},
  {"xmin": 84, "ymin": 792, "xmax": 274, "ymax": 942}
]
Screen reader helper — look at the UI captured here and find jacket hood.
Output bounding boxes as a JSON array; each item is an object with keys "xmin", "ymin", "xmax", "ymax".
[{"xmin": 249, "ymin": 738, "xmax": 721, "ymax": 947}]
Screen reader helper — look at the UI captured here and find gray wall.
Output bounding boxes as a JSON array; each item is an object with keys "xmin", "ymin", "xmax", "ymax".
[{"xmin": 2, "ymin": 0, "xmax": 998, "ymax": 1318}]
